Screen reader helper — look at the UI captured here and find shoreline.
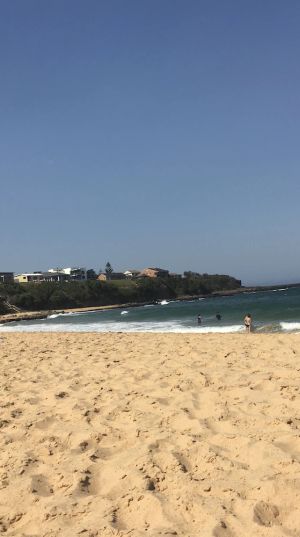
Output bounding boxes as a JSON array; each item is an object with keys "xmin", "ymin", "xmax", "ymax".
[{"xmin": 1, "ymin": 283, "xmax": 300, "ymax": 325}]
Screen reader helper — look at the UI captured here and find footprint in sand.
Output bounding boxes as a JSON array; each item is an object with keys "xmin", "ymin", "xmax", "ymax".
[
  {"xmin": 35, "ymin": 416, "xmax": 55, "ymax": 429},
  {"xmin": 78, "ymin": 440, "xmax": 90, "ymax": 452},
  {"xmin": 0, "ymin": 420, "xmax": 10, "ymax": 429},
  {"xmin": 30, "ymin": 474, "xmax": 53, "ymax": 496},
  {"xmin": 173, "ymin": 452, "xmax": 190, "ymax": 474},
  {"xmin": 76, "ymin": 467, "xmax": 98, "ymax": 496},
  {"xmin": 19, "ymin": 454, "xmax": 39, "ymax": 475},
  {"xmin": 11, "ymin": 408, "xmax": 22, "ymax": 418},
  {"xmin": 253, "ymin": 500, "xmax": 279, "ymax": 527}
]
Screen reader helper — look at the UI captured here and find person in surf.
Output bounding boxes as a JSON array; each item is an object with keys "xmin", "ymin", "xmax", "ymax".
[{"xmin": 244, "ymin": 313, "xmax": 252, "ymax": 333}]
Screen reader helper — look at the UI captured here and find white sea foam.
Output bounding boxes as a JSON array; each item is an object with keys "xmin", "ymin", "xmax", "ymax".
[
  {"xmin": 280, "ymin": 322, "xmax": 300, "ymax": 331},
  {"xmin": 48, "ymin": 311, "xmax": 102, "ymax": 319},
  {"xmin": 271, "ymin": 288, "xmax": 288, "ymax": 292},
  {"xmin": 160, "ymin": 300, "xmax": 169, "ymax": 305},
  {"xmin": 196, "ymin": 324, "xmax": 244, "ymax": 333},
  {"xmin": 48, "ymin": 312, "xmax": 83, "ymax": 319},
  {"xmin": 121, "ymin": 311, "xmax": 128, "ymax": 315},
  {"xmin": 0, "ymin": 320, "xmax": 245, "ymax": 334}
]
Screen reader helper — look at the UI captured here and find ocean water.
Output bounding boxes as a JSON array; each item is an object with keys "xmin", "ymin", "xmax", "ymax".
[{"xmin": 1, "ymin": 286, "xmax": 300, "ymax": 333}]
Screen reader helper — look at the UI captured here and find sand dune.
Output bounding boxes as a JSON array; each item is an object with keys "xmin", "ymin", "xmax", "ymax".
[{"xmin": 0, "ymin": 333, "xmax": 300, "ymax": 536}]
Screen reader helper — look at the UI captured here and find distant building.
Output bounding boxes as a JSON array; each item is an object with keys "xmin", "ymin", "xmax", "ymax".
[
  {"xmin": 14, "ymin": 272, "xmax": 70, "ymax": 283},
  {"xmin": 15, "ymin": 273, "xmax": 40, "ymax": 283},
  {"xmin": 97, "ymin": 272, "xmax": 126, "ymax": 281},
  {"xmin": 0, "ymin": 272, "xmax": 14, "ymax": 284},
  {"xmin": 48, "ymin": 267, "xmax": 87, "ymax": 281},
  {"xmin": 124, "ymin": 270, "xmax": 140, "ymax": 279},
  {"xmin": 62, "ymin": 267, "xmax": 86, "ymax": 280},
  {"xmin": 138, "ymin": 267, "xmax": 170, "ymax": 278}
]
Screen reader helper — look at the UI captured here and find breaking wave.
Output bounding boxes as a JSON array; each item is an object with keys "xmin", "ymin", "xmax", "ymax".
[
  {"xmin": 280, "ymin": 322, "xmax": 300, "ymax": 331},
  {"xmin": 0, "ymin": 320, "xmax": 245, "ymax": 333},
  {"xmin": 47, "ymin": 312, "xmax": 83, "ymax": 319}
]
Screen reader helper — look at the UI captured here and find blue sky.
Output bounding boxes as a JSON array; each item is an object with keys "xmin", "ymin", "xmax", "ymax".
[{"xmin": 1, "ymin": 0, "xmax": 299, "ymax": 285}]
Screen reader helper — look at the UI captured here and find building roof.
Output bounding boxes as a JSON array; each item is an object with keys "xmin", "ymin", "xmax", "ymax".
[
  {"xmin": 15, "ymin": 272, "xmax": 67, "ymax": 277},
  {"xmin": 147, "ymin": 267, "xmax": 169, "ymax": 272},
  {"xmin": 15, "ymin": 273, "xmax": 43, "ymax": 277}
]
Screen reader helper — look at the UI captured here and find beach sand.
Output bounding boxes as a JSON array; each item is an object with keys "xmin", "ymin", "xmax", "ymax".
[{"xmin": 1, "ymin": 333, "xmax": 300, "ymax": 536}]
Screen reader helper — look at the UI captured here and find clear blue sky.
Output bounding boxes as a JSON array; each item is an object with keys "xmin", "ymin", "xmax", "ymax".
[{"xmin": 1, "ymin": 0, "xmax": 299, "ymax": 285}]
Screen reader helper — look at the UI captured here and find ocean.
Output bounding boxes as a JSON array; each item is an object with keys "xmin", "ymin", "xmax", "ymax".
[{"xmin": 1, "ymin": 286, "xmax": 300, "ymax": 333}]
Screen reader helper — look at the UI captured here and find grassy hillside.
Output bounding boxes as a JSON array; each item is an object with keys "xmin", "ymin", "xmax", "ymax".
[{"xmin": 0, "ymin": 274, "xmax": 241, "ymax": 312}]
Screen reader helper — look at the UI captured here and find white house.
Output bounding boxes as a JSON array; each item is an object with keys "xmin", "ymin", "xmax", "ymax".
[{"xmin": 48, "ymin": 267, "xmax": 87, "ymax": 281}]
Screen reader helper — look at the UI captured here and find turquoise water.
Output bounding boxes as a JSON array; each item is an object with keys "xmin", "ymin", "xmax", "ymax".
[{"xmin": 1, "ymin": 287, "xmax": 300, "ymax": 333}]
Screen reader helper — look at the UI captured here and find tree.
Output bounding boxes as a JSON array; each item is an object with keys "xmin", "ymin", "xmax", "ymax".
[
  {"xmin": 105, "ymin": 262, "xmax": 113, "ymax": 280},
  {"xmin": 183, "ymin": 271, "xmax": 200, "ymax": 278},
  {"xmin": 86, "ymin": 269, "xmax": 97, "ymax": 280}
]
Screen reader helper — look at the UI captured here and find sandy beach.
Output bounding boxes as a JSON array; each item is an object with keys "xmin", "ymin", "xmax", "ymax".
[{"xmin": 1, "ymin": 333, "xmax": 300, "ymax": 536}]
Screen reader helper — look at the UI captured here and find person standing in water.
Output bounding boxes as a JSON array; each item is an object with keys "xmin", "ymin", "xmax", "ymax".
[
  {"xmin": 197, "ymin": 314, "xmax": 202, "ymax": 324},
  {"xmin": 244, "ymin": 313, "xmax": 252, "ymax": 333},
  {"xmin": 216, "ymin": 313, "xmax": 222, "ymax": 321}
]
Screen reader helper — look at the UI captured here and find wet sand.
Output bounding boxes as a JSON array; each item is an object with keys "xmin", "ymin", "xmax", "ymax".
[{"xmin": 0, "ymin": 333, "xmax": 300, "ymax": 536}]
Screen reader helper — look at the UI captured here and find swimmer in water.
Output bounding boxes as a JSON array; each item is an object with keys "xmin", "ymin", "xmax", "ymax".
[{"xmin": 244, "ymin": 313, "xmax": 252, "ymax": 333}]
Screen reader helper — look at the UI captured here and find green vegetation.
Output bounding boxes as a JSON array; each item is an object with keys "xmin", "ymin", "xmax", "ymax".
[
  {"xmin": 105, "ymin": 261, "xmax": 113, "ymax": 280},
  {"xmin": 0, "ymin": 297, "xmax": 9, "ymax": 314},
  {"xmin": 0, "ymin": 274, "xmax": 241, "ymax": 312}
]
